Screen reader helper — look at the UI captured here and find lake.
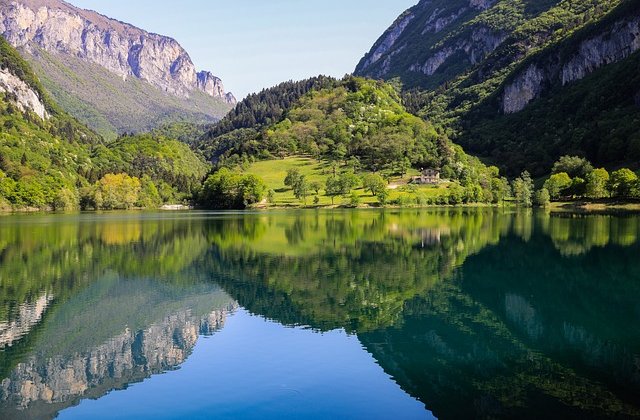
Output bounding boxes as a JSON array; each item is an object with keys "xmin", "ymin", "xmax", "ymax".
[{"xmin": 0, "ymin": 209, "xmax": 639, "ymax": 419}]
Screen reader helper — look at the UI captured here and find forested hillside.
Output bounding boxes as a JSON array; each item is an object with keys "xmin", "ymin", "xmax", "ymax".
[
  {"xmin": 197, "ymin": 76, "xmax": 339, "ymax": 161},
  {"xmin": 0, "ymin": 36, "xmax": 210, "ymax": 211},
  {"xmin": 356, "ymin": 0, "xmax": 639, "ymax": 175},
  {"xmin": 197, "ymin": 76, "xmax": 506, "ymax": 201}
]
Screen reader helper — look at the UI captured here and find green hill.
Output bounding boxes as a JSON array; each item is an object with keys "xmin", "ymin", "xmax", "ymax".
[
  {"xmin": 199, "ymin": 77, "xmax": 491, "ymax": 175},
  {"xmin": 197, "ymin": 76, "xmax": 510, "ymax": 208}
]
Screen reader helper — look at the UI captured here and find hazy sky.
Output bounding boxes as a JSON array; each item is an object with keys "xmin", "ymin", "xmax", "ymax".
[{"xmin": 67, "ymin": 0, "xmax": 416, "ymax": 99}]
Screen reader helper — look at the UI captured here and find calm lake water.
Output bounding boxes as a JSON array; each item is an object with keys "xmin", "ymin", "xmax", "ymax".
[{"xmin": 0, "ymin": 209, "xmax": 639, "ymax": 419}]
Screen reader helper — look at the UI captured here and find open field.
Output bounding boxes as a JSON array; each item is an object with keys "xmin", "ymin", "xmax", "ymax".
[{"xmin": 243, "ymin": 157, "xmax": 451, "ymax": 208}]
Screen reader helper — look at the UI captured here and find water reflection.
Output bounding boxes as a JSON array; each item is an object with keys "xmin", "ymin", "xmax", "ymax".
[
  {"xmin": 0, "ymin": 214, "xmax": 236, "ymax": 419},
  {"xmin": 203, "ymin": 210, "xmax": 640, "ymax": 418},
  {"xmin": 0, "ymin": 210, "xmax": 638, "ymax": 419}
]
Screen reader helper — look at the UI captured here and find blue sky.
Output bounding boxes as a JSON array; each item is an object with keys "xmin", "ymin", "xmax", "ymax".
[{"xmin": 67, "ymin": 0, "xmax": 416, "ymax": 99}]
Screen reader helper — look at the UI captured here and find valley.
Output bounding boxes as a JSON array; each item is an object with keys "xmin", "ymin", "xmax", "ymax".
[
  {"xmin": 1, "ymin": 0, "xmax": 640, "ymax": 212},
  {"xmin": 1, "ymin": 2, "xmax": 640, "ymax": 418}
]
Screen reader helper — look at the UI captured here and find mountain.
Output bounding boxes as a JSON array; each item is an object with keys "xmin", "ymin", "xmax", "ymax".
[
  {"xmin": 0, "ymin": 0, "xmax": 236, "ymax": 139},
  {"xmin": 0, "ymin": 34, "xmax": 210, "ymax": 211},
  {"xmin": 355, "ymin": 0, "xmax": 640, "ymax": 175}
]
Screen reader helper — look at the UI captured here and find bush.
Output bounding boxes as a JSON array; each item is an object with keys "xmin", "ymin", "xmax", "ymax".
[
  {"xmin": 200, "ymin": 168, "xmax": 267, "ymax": 209},
  {"xmin": 347, "ymin": 192, "xmax": 361, "ymax": 208}
]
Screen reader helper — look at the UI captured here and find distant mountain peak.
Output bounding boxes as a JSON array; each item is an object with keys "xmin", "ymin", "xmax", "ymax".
[{"xmin": 0, "ymin": 0, "xmax": 235, "ymax": 102}]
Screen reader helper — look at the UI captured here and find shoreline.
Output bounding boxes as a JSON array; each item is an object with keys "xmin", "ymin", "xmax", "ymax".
[
  {"xmin": 3, "ymin": 202, "xmax": 640, "ymax": 215},
  {"xmin": 548, "ymin": 201, "xmax": 640, "ymax": 213}
]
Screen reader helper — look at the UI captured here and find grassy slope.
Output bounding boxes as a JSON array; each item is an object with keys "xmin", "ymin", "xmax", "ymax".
[
  {"xmin": 28, "ymin": 48, "xmax": 232, "ymax": 140},
  {"xmin": 244, "ymin": 156, "xmax": 449, "ymax": 207}
]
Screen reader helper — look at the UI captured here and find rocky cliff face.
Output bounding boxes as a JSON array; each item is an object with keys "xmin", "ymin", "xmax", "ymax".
[
  {"xmin": 359, "ymin": 11, "xmax": 415, "ymax": 75},
  {"xmin": 410, "ymin": 26, "xmax": 506, "ymax": 76},
  {"xmin": 355, "ymin": 0, "xmax": 510, "ymax": 86},
  {"xmin": 0, "ymin": 65, "xmax": 47, "ymax": 118},
  {"xmin": 0, "ymin": 303, "xmax": 237, "ymax": 414},
  {"xmin": 502, "ymin": 64, "xmax": 546, "ymax": 114},
  {"xmin": 197, "ymin": 71, "xmax": 236, "ymax": 104},
  {"xmin": 502, "ymin": 14, "xmax": 640, "ymax": 114},
  {"xmin": 0, "ymin": 0, "xmax": 235, "ymax": 104}
]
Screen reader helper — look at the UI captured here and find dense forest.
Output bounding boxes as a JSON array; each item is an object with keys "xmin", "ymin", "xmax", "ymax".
[{"xmin": 196, "ymin": 76, "xmax": 339, "ymax": 162}]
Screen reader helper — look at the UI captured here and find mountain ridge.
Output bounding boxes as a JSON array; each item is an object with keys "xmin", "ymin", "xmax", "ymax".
[
  {"xmin": 0, "ymin": 0, "xmax": 235, "ymax": 138},
  {"xmin": 355, "ymin": 0, "xmax": 639, "ymax": 174}
]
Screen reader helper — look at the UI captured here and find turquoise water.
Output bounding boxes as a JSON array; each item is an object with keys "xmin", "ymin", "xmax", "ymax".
[{"xmin": 0, "ymin": 209, "xmax": 638, "ymax": 419}]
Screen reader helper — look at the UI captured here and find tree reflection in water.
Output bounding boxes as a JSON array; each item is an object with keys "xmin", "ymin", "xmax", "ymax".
[{"xmin": 0, "ymin": 210, "xmax": 638, "ymax": 419}]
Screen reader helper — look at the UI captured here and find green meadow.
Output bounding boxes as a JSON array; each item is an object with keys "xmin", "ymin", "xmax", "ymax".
[{"xmin": 243, "ymin": 156, "xmax": 451, "ymax": 208}]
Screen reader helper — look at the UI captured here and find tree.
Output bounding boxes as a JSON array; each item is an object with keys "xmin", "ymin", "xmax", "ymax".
[
  {"xmin": 398, "ymin": 157, "xmax": 411, "ymax": 177},
  {"xmin": 551, "ymin": 156, "xmax": 593, "ymax": 179},
  {"xmin": 293, "ymin": 175, "xmax": 310, "ymax": 204},
  {"xmin": 338, "ymin": 171, "xmax": 359, "ymax": 195},
  {"xmin": 535, "ymin": 188, "xmax": 551, "ymax": 207},
  {"xmin": 331, "ymin": 143, "xmax": 347, "ymax": 162},
  {"xmin": 0, "ymin": 153, "xmax": 8, "ymax": 172},
  {"xmin": 284, "ymin": 168, "xmax": 303, "ymax": 190},
  {"xmin": 348, "ymin": 191, "xmax": 361, "ymax": 208},
  {"xmin": 448, "ymin": 183, "xmax": 465, "ymax": 205},
  {"xmin": 200, "ymin": 168, "xmax": 266, "ymax": 209},
  {"xmin": 491, "ymin": 177, "xmax": 511, "ymax": 204},
  {"xmin": 52, "ymin": 188, "xmax": 78, "ymax": 211},
  {"xmin": 347, "ymin": 156, "xmax": 361, "ymax": 172},
  {"xmin": 325, "ymin": 176, "xmax": 341, "ymax": 205},
  {"xmin": 512, "ymin": 171, "xmax": 534, "ymax": 207},
  {"xmin": 363, "ymin": 173, "xmax": 387, "ymax": 196},
  {"xmin": 240, "ymin": 174, "xmax": 267, "ymax": 206},
  {"xmin": 585, "ymin": 168, "xmax": 610, "ymax": 199},
  {"xmin": 608, "ymin": 168, "xmax": 638, "ymax": 198},
  {"xmin": 137, "ymin": 175, "xmax": 162, "ymax": 208},
  {"xmin": 377, "ymin": 188, "xmax": 390, "ymax": 205},
  {"xmin": 543, "ymin": 172, "xmax": 572, "ymax": 199},
  {"xmin": 310, "ymin": 181, "xmax": 322, "ymax": 195},
  {"xmin": 97, "ymin": 173, "xmax": 141, "ymax": 210},
  {"xmin": 568, "ymin": 177, "xmax": 586, "ymax": 198}
]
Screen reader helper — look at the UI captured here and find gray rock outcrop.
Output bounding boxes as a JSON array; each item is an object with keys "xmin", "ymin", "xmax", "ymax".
[
  {"xmin": 411, "ymin": 26, "xmax": 506, "ymax": 76},
  {"xmin": 0, "ymin": 0, "xmax": 236, "ymax": 103},
  {"xmin": 0, "ymin": 65, "xmax": 48, "ymax": 118},
  {"xmin": 502, "ymin": 64, "xmax": 545, "ymax": 114},
  {"xmin": 502, "ymin": 15, "xmax": 640, "ymax": 114},
  {"xmin": 360, "ymin": 12, "xmax": 415, "ymax": 70}
]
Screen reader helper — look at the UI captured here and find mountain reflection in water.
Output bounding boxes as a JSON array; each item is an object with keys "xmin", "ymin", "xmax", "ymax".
[{"xmin": 0, "ymin": 210, "xmax": 638, "ymax": 419}]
